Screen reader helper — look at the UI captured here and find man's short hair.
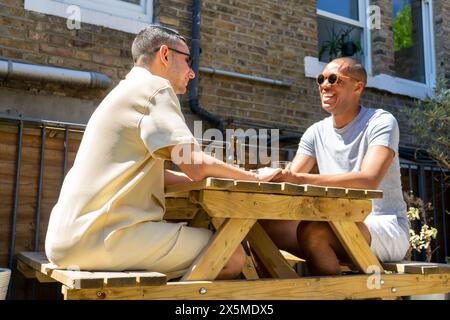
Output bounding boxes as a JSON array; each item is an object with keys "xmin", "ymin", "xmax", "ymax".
[
  {"xmin": 330, "ymin": 57, "xmax": 367, "ymax": 87},
  {"xmin": 131, "ymin": 25, "xmax": 187, "ymax": 64}
]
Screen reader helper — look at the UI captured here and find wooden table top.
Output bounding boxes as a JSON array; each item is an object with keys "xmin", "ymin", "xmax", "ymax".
[{"xmin": 165, "ymin": 177, "xmax": 383, "ymax": 199}]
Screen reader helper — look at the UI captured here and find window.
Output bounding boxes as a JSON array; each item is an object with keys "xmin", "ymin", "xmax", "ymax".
[
  {"xmin": 392, "ymin": 0, "xmax": 425, "ymax": 83},
  {"xmin": 305, "ymin": 0, "xmax": 436, "ymax": 99},
  {"xmin": 316, "ymin": 0, "xmax": 366, "ymax": 63},
  {"xmin": 24, "ymin": 0, "xmax": 153, "ymax": 34}
]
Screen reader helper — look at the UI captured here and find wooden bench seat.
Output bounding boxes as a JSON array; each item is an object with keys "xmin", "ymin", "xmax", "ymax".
[
  {"xmin": 382, "ymin": 261, "xmax": 450, "ymax": 275},
  {"xmin": 17, "ymin": 252, "xmax": 169, "ymax": 290},
  {"xmin": 16, "ymin": 251, "xmax": 450, "ymax": 300}
]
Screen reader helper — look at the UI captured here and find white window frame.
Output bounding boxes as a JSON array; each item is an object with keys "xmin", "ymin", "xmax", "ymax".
[
  {"xmin": 317, "ymin": 0, "xmax": 369, "ymax": 68},
  {"xmin": 24, "ymin": 0, "xmax": 153, "ymax": 34},
  {"xmin": 306, "ymin": 0, "xmax": 436, "ymax": 99}
]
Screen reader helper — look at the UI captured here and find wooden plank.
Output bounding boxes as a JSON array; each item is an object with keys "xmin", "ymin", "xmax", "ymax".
[
  {"xmin": 166, "ymin": 178, "xmax": 383, "ymax": 199},
  {"xmin": 233, "ymin": 180, "xmax": 283, "ymax": 193},
  {"xmin": 345, "ymin": 188, "xmax": 366, "ymax": 199},
  {"xmin": 198, "ymin": 190, "xmax": 372, "ymax": 222},
  {"xmin": 246, "ymin": 223, "xmax": 299, "ymax": 279},
  {"xmin": 329, "ymin": 221, "xmax": 384, "ymax": 273},
  {"xmin": 241, "ymin": 255, "xmax": 260, "ymax": 280},
  {"xmin": 16, "ymin": 260, "xmax": 37, "ymax": 279},
  {"xmin": 382, "ymin": 261, "xmax": 450, "ymax": 275},
  {"xmin": 164, "ymin": 197, "xmax": 201, "ymax": 220},
  {"xmin": 325, "ymin": 186, "xmax": 347, "ymax": 198},
  {"xmin": 189, "ymin": 209, "xmax": 211, "ymax": 229},
  {"xmin": 181, "ymin": 218, "xmax": 256, "ymax": 281},
  {"xmin": 17, "ymin": 252, "xmax": 167, "ymax": 289},
  {"xmin": 35, "ymin": 272, "xmax": 57, "ymax": 283},
  {"xmin": 165, "ymin": 178, "xmax": 234, "ymax": 195},
  {"xmin": 283, "ymin": 183, "xmax": 327, "ymax": 196},
  {"xmin": 63, "ymin": 273, "xmax": 450, "ymax": 300}
]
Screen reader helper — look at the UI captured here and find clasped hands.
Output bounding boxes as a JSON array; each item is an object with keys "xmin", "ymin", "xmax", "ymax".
[{"xmin": 253, "ymin": 163, "xmax": 302, "ymax": 183}]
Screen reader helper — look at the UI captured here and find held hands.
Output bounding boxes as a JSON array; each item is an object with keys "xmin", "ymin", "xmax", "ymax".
[{"xmin": 254, "ymin": 167, "xmax": 283, "ymax": 182}]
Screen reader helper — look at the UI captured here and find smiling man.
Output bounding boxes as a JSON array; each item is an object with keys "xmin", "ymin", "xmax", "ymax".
[
  {"xmin": 262, "ymin": 57, "xmax": 410, "ymax": 275},
  {"xmin": 45, "ymin": 26, "xmax": 280, "ymax": 278}
]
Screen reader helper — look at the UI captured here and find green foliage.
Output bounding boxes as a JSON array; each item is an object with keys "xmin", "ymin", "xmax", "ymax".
[
  {"xmin": 393, "ymin": 4, "xmax": 413, "ymax": 52},
  {"xmin": 404, "ymin": 77, "xmax": 450, "ymax": 171},
  {"xmin": 319, "ymin": 27, "xmax": 363, "ymax": 62}
]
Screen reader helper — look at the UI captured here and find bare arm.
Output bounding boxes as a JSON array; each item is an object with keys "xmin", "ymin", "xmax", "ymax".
[
  {"xmin": 278, "ymin": 145, "xmax": 394, "ymax": 189},
  {"xmin": 168, "ymin": 144, "xmax": 281, "ymax": 182},
  {"xmin": 290, "ymin": 153, "xmax": 317, "ymax": 173},
  {"xmin": 164, "ymin": 169, "xmax": 193, "ymax": 187}
]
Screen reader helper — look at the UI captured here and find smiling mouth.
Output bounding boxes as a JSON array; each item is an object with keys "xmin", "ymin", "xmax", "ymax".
[{"xmin": 322, "ymin": 93, "xmax": 336, "ymax": 104}]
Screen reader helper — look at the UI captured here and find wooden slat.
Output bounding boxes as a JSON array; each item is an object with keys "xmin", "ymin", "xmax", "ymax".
[
  {"xmin": 16, "ymin": 260, "xmax": 37, "ymax": 279},
  {"xmin": 325, "ymin": 186, "xmax": 347, "ymax": 197},
  {"xmin": 63, "ymin": 273, "xmax": 450, "ymax": 300},
  {"xmin": 166, "ymin": 178, "xmax": 383, "ymax": 199},
  {"xmin": 283, "ymin": 183, "xmax": 327, "ymax": 196},
  {"xmin": 345, "ymin": 188, "xmax": 366, "ymax": 198},
  {"xmin": 197, "ymin": 190, "xmax": 372, "ymax": 222},
  {"xmin": 164, "ymin": 197, "xmax": 201, "ymax": 220},
  {"xmin": 182, "ymin": 218, "xmax": 256, "ymax": 281},
  {"xmin": 329, "ymin": 221, "xmax": 384, "ymax": 273},
  {"xmin": 382, "ymin": 261, "xmax": 450, "ymax": 275},
  {"xmin": 246, "ymin": 223, "xmax": 299, "ymax": 279},
  {"xmin": 16, "ymin": 252, "xmax": 167, "ymax": 289},
  {"xmin": 241, "ymin": 255, "xmax": 260, "ymax": 280}
]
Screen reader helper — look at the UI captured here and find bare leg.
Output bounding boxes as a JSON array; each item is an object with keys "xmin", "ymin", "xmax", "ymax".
[
  {"xmin": 216, "ymin": 244, "xmax": 246, "ymax": 279},
  {"xmin": 259, "ymin": 220, "xmax": 302, "ymax": 257},
  {"xmin": 297, "ymin": 221, "xmax": 371, "ymax": 275}
]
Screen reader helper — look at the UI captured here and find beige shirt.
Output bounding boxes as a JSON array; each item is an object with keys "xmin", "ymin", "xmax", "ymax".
[{"xmin": 45, "ymin": 67, "xmax": 201, "ymax": 269}]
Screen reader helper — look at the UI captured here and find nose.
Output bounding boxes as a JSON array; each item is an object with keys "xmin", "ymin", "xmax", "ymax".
[{"xmin": 320, "ymin": 79, "xmax": 332, "ymax": 89}]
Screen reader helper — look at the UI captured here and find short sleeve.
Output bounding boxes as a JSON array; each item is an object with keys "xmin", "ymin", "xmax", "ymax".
[
  {"xmin": 139, "ymin": 86, "xmax": 198, "ymax": 160},
  {"xmin": 367, "ymin": 112, "xmax": 399, "ymax": 155},
  {"xmin": 297, "ymin": 124, "xmax": 316, "ymax": 158}
]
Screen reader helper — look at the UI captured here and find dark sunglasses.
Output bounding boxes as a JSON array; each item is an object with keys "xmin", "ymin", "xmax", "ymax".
[
  {"xmin": 316, "ymin": 73, "xmax": 361, "ymax": 85},
  {"xmin": 151, "ymin": 46, "xmax": 193, "ymax": 67}
]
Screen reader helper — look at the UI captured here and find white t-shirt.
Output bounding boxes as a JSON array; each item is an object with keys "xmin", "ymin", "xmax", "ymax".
[{"xmin": 297, "ymin": 106, "xmax": 408, "ymax": 224}]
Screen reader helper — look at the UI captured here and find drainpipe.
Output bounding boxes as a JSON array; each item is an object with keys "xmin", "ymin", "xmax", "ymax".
[
  {"xmin": 0, "ymin": 58, "xmax": 112, "ymax": 89},
  {"xmin": 189, "ymin": 0, "xmax": 225, "ymax": 133}
]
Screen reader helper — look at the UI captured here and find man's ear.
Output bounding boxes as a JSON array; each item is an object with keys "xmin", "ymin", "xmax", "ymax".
[
  {"xmin": 354, "ymin": 81, "xmax": 364, "ymax": 95},
  {"xmin": 159, "ymin": 45, "xmax": 170, "ymax": 66}
]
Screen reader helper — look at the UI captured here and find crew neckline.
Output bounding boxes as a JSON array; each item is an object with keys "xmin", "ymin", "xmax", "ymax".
[{"xmin": 333, "ymin": 106, "xmax": 366, "ymax": 134}]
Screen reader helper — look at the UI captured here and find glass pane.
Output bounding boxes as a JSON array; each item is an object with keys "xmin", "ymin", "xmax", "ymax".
[
  {"xmin": 317, "ymin": 0, "xmax": 359, "ymax": 20},
  {"xmin": 392, "ymin": 0, "xmax": 425, "ymax": 83},
  {"xmin": 120, "ymin": 0, "xmax": 141, "ymax": 4},
  {"xmin": 317, "ymin": 17, "xmax": 363, "ymax": 63}
]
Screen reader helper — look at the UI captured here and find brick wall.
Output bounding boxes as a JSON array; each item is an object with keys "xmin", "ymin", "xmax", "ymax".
[
  {"xmin": 0, "ymin": 0, "xmax": 445, "ymax": 144},
  {"xmin": 0, "ymin": 0, "xmax": 134, "ymax": 101},
  {"xmin": 370, "ymin": 0, "xmax": 395, "ymax": 76},
  {"xmin": 157, "ymin": 0, "xmax": 420, "ymax": 146}
]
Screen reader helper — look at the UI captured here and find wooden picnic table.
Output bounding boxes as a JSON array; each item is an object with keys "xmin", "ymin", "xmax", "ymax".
[
  {"xmin": 165, "ymin": 178, "xmax": 384, "ymax": 281},
  {"xmin": 16, "ymin": 178, "xmax": 450, "ymax": 299}
]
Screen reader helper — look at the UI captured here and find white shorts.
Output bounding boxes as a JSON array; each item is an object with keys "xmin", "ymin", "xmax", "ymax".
[{"xmin": 365, "ymin": 214, "xmax": 410, "ymax": 262}]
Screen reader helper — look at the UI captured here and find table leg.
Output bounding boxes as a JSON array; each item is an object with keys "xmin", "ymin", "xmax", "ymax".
[
  {"xmin": 246, "ymin": 222, "xmax": 299, "ymax": 279},
  {"xmin": 182, "ymin": 218, "xmax": 256, "ymax": 281},
  {"xmin": 329, "ymin": 221, "xmax": 383, "ymax": 273}
]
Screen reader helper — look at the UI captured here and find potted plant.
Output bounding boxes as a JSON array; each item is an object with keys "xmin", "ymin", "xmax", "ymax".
[
  {"xmin": 403, "ymin": 192, "xmax": 449, "ymax": 300},
  {"xmin": 319, "ymin": 27, "xmax": 363, "ymax": 62},
  {"xmin": 0, "ymin": 268, "xmax": 11, "ymax": 300}
]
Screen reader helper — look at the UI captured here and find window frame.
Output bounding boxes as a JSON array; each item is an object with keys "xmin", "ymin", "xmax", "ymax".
[
  {"xmin": 306, "ymin": 0, "xmax": 436, "ymax": 99},
  {"xmin": 316, "ymin": 0, "xmax": 370, "ymax": 69},
  {"xmin": 24, "ymin": 0, "xmax": 153, "ymax": 34}
]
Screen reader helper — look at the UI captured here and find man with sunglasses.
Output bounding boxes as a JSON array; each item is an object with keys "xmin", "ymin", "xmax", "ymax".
[
  {"xmin": 261, "ymin": 57, "xmax": 409, "ymax": 275},
  {"xmin": 45, "ymin": 25, "xmax": 280, "ymax": 279}
]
